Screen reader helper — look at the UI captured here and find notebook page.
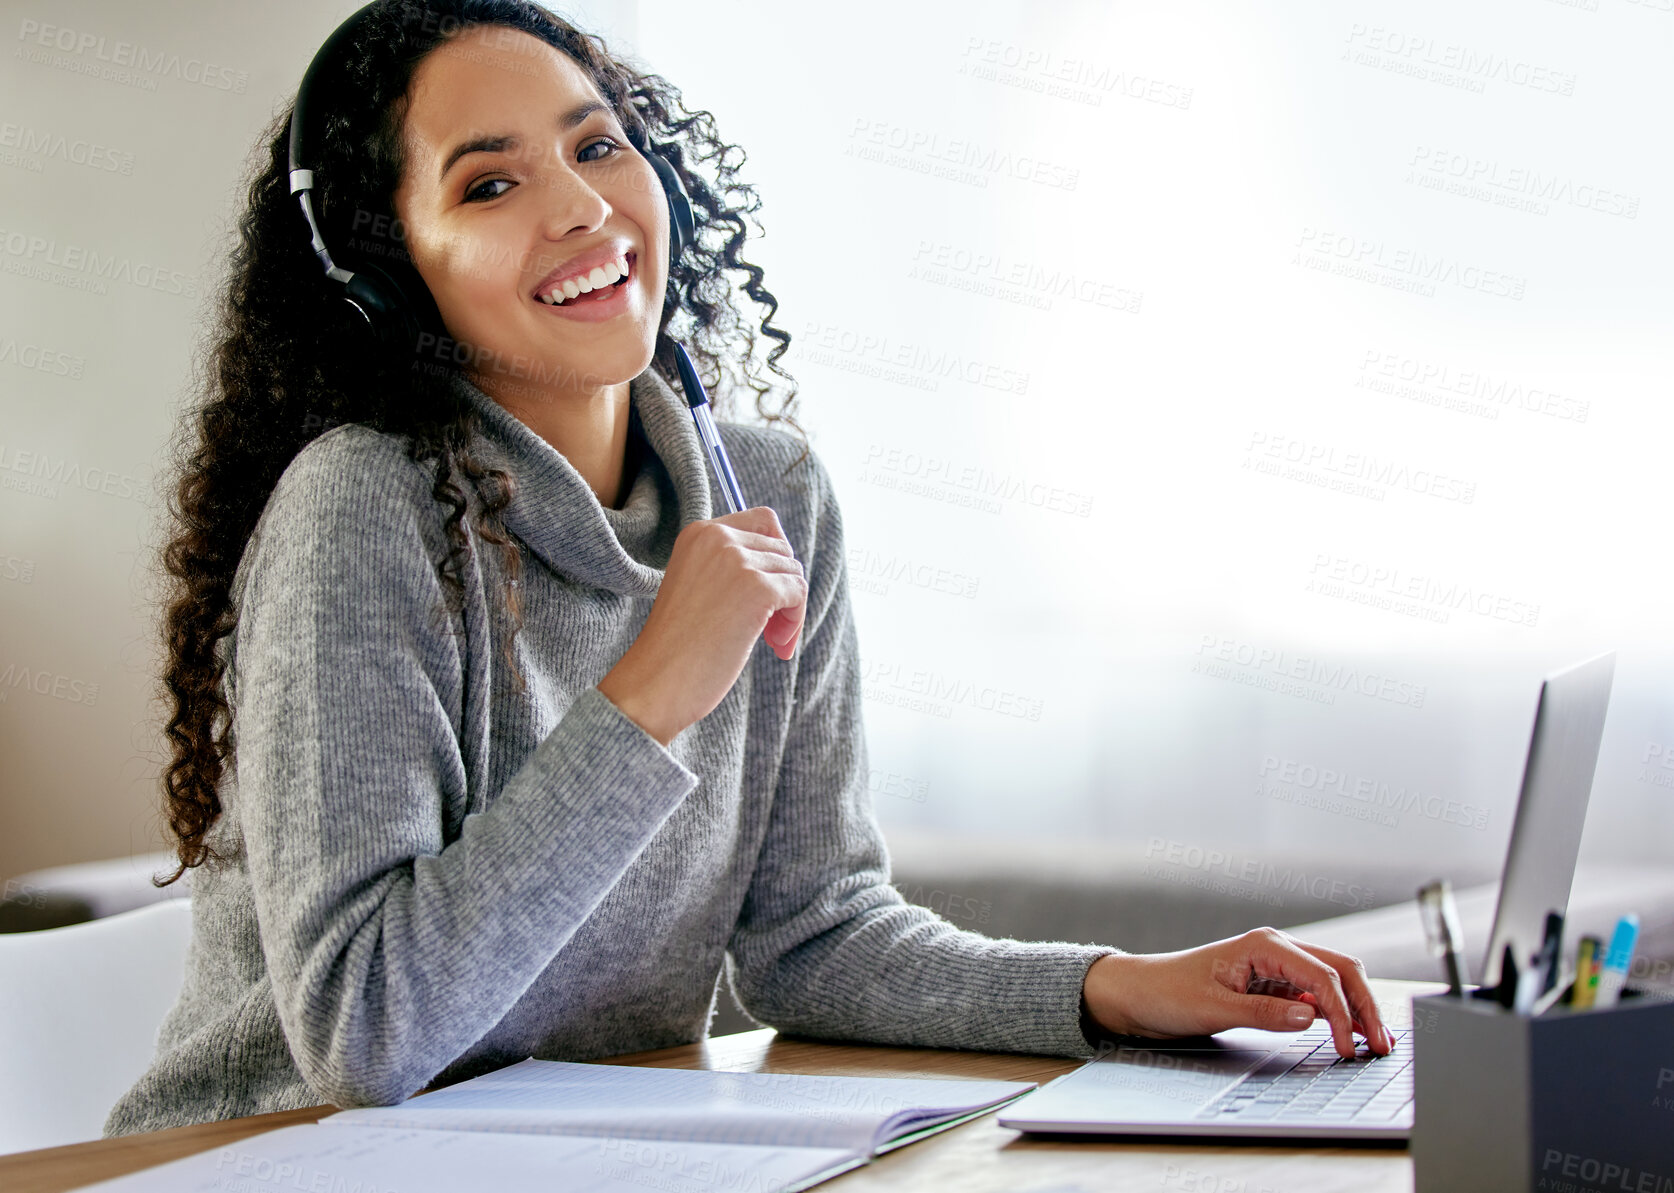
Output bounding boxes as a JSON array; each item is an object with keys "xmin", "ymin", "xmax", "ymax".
[
  {"xmin": 72, "ymin": 1123, "xmax": 865, "ymax": 1193},
  {"xmin": 862, "ymin": 1083, "xmax": 1040, "ymax": 1151},
  {"xmin": 874, "ymin": 1094, "xmax": 1036, "ymax": 1154},
  {"xmin": 327, "ymin": 1058, "xmax": 1036, "ymax": 1154}
]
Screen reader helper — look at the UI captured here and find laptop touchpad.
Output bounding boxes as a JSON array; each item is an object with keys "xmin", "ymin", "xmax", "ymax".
[{"xmin": 1070, "ymin": 1049, "xmax": 1270, "ymax": 1118}]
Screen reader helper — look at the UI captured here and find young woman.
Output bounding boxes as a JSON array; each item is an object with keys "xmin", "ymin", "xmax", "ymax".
[{"xmin": 106, "ymin": 0, "xmax": 1389, "ymax": 1136}]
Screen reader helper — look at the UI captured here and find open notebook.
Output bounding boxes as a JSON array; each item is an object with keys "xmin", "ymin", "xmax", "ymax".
[{"xmin": 81, "ymin": 1058, "xmax": 1037, "ymax": 1193}]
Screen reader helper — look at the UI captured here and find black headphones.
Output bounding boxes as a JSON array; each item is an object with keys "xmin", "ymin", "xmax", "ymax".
[{"xmin": 287, "ymin": 2, "xmax": 696, "ymax": 357}]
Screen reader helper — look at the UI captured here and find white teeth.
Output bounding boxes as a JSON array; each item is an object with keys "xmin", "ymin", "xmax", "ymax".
[{"xmin": 538, "ymin": 253, "xmax": 632, "ymax": 305}]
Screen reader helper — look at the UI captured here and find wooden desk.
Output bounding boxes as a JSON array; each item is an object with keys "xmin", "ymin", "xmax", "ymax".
[{"xmin": 0, "ymin": 978, "xmax": 1444, "ymax": 1193}]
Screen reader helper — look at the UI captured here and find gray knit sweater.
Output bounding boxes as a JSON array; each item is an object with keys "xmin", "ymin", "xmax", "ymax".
[{"xmin": 104, "ymin": 364, "xmax": 1116, "ymax": 1137}]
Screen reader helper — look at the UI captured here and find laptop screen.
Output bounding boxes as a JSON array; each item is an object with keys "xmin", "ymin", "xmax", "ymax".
[{"xmin": 1479, "ymin": 651, "xmax": 1615, "ymax": 989}]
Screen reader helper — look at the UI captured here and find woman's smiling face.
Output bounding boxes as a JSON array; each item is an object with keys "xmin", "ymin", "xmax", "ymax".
[{"xmin": 391, "ymin": 24, "xmax": 666, "ymax": 402}]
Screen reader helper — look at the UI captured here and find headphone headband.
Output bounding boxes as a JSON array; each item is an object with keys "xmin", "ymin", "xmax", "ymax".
[
  {"xmin": 288, "ymin": 5, "xmax": 374, "ymax": 190},
  {"xmin": 287, "ymin": 1, "xmax": 696, "ymax": 357}
]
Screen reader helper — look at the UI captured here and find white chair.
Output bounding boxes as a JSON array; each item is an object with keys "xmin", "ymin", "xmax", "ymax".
[
  {"xmin": 6, "ymin": 850, "xmax": 191, "ymax": 920},
  {"xmin": 0, "ymin": 897, "xmax": 192, "ymax": 1155}
]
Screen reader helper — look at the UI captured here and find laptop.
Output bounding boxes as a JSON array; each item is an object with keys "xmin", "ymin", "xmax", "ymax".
[{"xmin": 997, "ymin": 650, "xmax": 1616, "ymax": 1141}]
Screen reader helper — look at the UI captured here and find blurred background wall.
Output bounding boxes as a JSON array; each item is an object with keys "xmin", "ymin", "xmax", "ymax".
[{"xmin": 3, "ymin": 1, "xmax": 1670, "ymax": 927}]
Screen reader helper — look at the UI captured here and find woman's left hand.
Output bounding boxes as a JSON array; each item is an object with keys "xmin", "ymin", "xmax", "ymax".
[{"xmin": 1081, "ymin": 927, "xmax": 1394, "ymax": 1059}]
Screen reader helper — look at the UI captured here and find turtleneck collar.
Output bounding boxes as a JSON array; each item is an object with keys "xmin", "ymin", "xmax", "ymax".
[{"xmin": 447, "ymin": 364, "xmax": 715, "ymax": 598}]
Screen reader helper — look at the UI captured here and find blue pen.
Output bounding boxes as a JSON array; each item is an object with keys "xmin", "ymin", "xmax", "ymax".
[
  {"xmin": 672, "ymin": 342, "xmax": 746, "ymax": 515},
  {"xmin": 1591, "ymin": 913, "xmax": 1639, "ymax": 1009}
]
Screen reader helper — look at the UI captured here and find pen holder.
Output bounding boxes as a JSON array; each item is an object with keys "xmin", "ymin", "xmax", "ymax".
[{"xmin": 1411, "ymin": 985, "xmax": 1674, "ymax": 1193}]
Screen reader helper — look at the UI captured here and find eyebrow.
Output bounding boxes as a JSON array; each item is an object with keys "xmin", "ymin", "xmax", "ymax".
[{"xmin": 437, "ymin": 100, "xmax": 613, "ymax": 184}]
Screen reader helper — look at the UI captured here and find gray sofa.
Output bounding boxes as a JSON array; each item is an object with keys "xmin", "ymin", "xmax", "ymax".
[
  {"xmin": 712, "ymin": 833, "xmax": 1674, "ymax": 1035},
  {"xmin": 9, "ymin": 845, "xmax": 1669, "ymax": 1041}
]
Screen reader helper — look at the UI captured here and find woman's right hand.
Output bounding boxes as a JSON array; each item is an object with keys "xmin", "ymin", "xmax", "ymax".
[
  {"xmin": 1080, "ymin": 927, "xmax": 1395, "ymax": 1060},
  {"xmin": 597, "ymin": 506, "xmax": 806, "ymax": 746}
]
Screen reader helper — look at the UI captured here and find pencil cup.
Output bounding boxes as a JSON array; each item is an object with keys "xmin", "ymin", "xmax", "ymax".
[{"xmin": 1411, "ymin": 985, "xmax": 1674, "ymax": 1193}]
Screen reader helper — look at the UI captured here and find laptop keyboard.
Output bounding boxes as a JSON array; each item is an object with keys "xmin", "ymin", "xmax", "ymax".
[{"xmin": 1193, "ymin": 1027, "xmax": 1414, "ymax": 1123}]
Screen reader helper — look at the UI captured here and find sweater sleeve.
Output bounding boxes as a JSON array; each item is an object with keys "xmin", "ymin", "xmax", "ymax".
[
  {"xmin": 231, "ymin": 429, "xmax": 700, "ymax": 1109},
  {"xmin": 725, "ymin": 449, "xmax": 1120, "ymax": 1060}
]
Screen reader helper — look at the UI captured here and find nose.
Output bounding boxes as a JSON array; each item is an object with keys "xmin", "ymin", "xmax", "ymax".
[{"xmin": 534, "ymin": 152, "xmax": 612, "ymax": 241}]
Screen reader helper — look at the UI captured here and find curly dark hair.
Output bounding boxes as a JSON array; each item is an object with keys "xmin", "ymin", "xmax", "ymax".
[{"xmin": 153, "ymin": 0, "xmax": 807, "ymax": 886}]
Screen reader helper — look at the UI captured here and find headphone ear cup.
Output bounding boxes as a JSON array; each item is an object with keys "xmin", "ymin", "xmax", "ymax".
[
  {"xmin": 341, "ymin": 260, "xmax": 436, "ymax": 356},
  {"xmin": 643, "ymin": 149, "xmax": 694, "ymax": 265}
]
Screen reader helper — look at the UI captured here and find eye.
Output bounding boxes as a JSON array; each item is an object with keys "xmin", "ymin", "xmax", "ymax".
[
  {"xmin": 579, "ymin": 137, "xmax": 620, "ymax": 164},
  {"xmin": 464, "ymin": 177, "xmax": 513, "ymax": 203}
]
